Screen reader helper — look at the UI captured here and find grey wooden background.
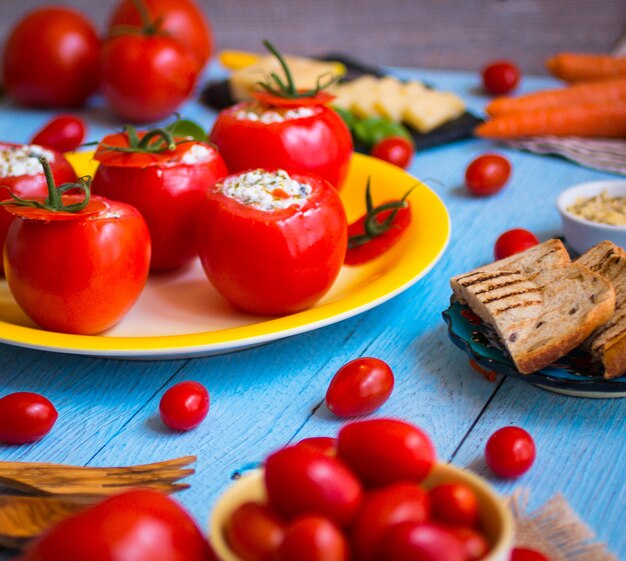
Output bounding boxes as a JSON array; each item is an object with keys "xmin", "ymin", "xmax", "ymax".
[{"xmin": 0, "ymin": 0, "xmax": 625, "ymax": 73}]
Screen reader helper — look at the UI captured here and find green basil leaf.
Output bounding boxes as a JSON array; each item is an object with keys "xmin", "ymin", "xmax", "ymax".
[
  {"xmin": 354, "ymin": 117, "xmax": 413, "ymax": 147},
  {"xmin": 166, "ymin": 119, "xmax": 208, "ymax": 142},
  {"xmin": 332, "ymin": 106, "xmax": 359, "ymax": 130}
]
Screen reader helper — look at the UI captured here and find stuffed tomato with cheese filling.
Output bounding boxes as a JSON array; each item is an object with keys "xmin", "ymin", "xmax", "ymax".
[
  {"xmin": 91, "ymin": 124, "xmax": 228, "ymax": 272},
  {"xmin": 196, "ymin": 168, "xmax": 348, "ymax": 315},
  {"xmin": 0, "ymin": 143, "xmax": 77, "ymax": 275}
]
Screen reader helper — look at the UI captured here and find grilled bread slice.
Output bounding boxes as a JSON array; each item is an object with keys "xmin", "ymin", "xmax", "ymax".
[
  {"xmin": 577, "ymin": 241, "xmax": 626, "ymax": 379},
  {"xmin": 451, "ymin": 240, "xmax": 615, "ymax": 374}
]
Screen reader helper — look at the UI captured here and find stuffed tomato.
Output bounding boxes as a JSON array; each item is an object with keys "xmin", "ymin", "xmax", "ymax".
[
  {"xmin": 91, "ymin": 128, "xmax": 228, "ymax": 272},
  {"xmin": 196, "ymin": 169, "xmax": 348, "ymax": 315},
  {"xmin": 0, "ymin": 143, "xmax": 76, "ymax": 275}
]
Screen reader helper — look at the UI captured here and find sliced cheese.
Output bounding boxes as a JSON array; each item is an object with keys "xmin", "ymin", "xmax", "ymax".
[{"xmin": 403, "ymin": 91, "xmax": 466, "ymax": 133}]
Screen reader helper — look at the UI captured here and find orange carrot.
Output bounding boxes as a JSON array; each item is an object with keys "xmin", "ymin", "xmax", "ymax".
[
  {"xmin": 486, "ymin": 78, "xmax": 626, "ymax": 117},
  {"xmin": 546, "ymin": 53, "xmax": 626, "ymax": 83},
  {"xmin": 475, "ymin": 102, "xmax": 626, "ymax": 139}
]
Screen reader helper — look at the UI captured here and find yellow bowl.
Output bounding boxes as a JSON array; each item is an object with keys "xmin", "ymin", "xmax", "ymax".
[{"xmin": 209, "ymin": 464, "xmax": 514, "ymax": 561}]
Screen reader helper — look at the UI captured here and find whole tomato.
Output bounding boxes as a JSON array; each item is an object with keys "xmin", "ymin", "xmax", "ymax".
[
  {"xmin": 325, "ymin": 357, "xmax": 394, "ymax": 417},
  {"xmin": 0, "ymin": 143, "xmax": 77, "ymax": 276},
  {"xmin": 337, "ymin": 419, "xmax": 436, "ymax": 488},
  {"xmin": 159, "ymin": 381, "xmax": 210, "ymax": 431},
  {"xmin": 485, "ymin": 426, "xmax": 536, "ymax": 478},
  {"xmin": 225, "ymin": 502, "xmax": 286, "ymax": 561},
  {"xmin": 449, "ymin": 527, "xmax": 490, "ymax": 561},
  {"xmin": 277, "ymin": 516, "xmax": 349, "ymax": 561},
  {"xmin": 3, "ymin": 164, "xmax": 151, "ymax": 335},
  {"xmin": 351, "ymin": 482, "xmax": 430, "ymax": 561},
  {"xmin": 20, "ymin": 489, "xmax": 213, "ymax": 561},
  {"xmin": 196, "ymin": 169, "xmax": 347, "ymax": 315},
  {"xmin": 494, "ymin": 228, "xmax": 539, "ymax": 260},
  {"xmin": 2, "ymin": 7, "xmax": 99, "ymax": 107},
  {"xmin": 264, "ymin": 445, "xmax": 363, "ymax": 527},
  {"xmin": 0, "ymin": 392, "xmax": 58, "ymax": 444},
  {"xmin": 510, "ymin": 547, "xmax": 551, "ymax": 561},
  {"xmin": 371, "ymin": 136, "xmax": 414, "ymax": 169},
  {"xmin": 465, "ymin": 154, "xmax": 511, "ymax": 196},
  {"xmin": 482, "ymin": 60, "xmax": 521, "ymax": 95},
  {"xmin": 381, "ymin": 521, "xmax": 467, "ymax": 561},
  {"xmin": 295, "ymin": 436, "xmax": 338, "ymax": 456},
  {"xmin": 100, "ymin": 33, "xmax": 199, "ymax": 123},
  {"xmin": 92, "ymin": 129, "xmax": 227, "ymax": 272},
  {"xmin": 31, "ymin": 115, "xmax": 87, "ymax": 153},
  {"xmin": 429, "ymin": 483, "xmax": 480, "ymax": 527},
  {"xmin": 109, "ymin": 0, "xmax": 213, "ymax": 67}
]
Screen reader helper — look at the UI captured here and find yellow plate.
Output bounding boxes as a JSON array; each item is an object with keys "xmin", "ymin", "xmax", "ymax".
[{"xmin": 0, "ymin": 154, "xmax": 450, "ymax": 358}]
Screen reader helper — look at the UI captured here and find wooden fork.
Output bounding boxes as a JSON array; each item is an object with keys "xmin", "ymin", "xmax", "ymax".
[{"xmin": 0, "ymin": 456, "xmax": 196, "ymax": 500}]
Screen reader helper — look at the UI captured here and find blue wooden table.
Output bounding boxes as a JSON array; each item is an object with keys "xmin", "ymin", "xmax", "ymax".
[{"xmin": 1, "ymin": 64, "xmax": 624, "ymax": 559}]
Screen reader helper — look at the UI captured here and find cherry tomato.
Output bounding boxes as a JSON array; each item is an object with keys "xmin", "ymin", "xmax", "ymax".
[
  {"xmin": 465, "ymin": 154, "xmax": 511, "ymax": 196},
  {"xmin": 351, "ymin": 483, "xmax": 430, "ymax": 561},
  {"xmin": 4, "ymin": 195, "xmax": 150, "ymax": 335},
  {"xmin": 196, "ymin": 170, "xmax": 347, "ymax": 315},
  {"xmin": 337, "ymin": 419, "xmax": 436, "ymax": 488},
  {"xmin": 494, "ymin": 228, "xmax": 539, "ymax": 260},
  {"xmin": 92, "ymin": 133, "xmax": 227, "ymax": 272},
  {"xmin": 159, "ymin": 381, "xmax": 209, "ymax": 431},
  {"xmin": 295, "ymin": 436, "xmax": 338, "ymax": 456},
  {"xmin": 109, "ymin": 0, "xmax": 213, "ymax": 67},
  {"xmin": 264, "ymin": 445, "xmax": 363, "ymax": 527},
  {"xmin": 325, "ymin": 357, "xmax": 394, "ymax": 417},
  {"xmin": 0, "ymin": 392, "xmax": 58, "ymax": 444},
  {"xmin": 485, "ymin": 426, "xmax": 536, "ymax": 478},
  {"xmin": 448, "ymin": 527, "xmax": 490, "ymax": 561},
  {"xmin": 225, "ymin": 502, "xmax": 285, "ymax": 561},
  {"xmin": 277, "ymin": 516, "xmax": 349, "ymax": 561},
  {"xmin": 510, "ymin": 547, "xmax": 551, "ymax": 561},
  {"xmin": 210, "ymin": 102, "xmax": 353, "ymax": 190},
  {"xmin": 482, "ymin": 60, "xmax": 521, "ymax": 95},
  {"xmin": 371, "ymin": 136, "xmax": 414, "ymax": 169},
  {"xmin": 100, "ymin": 33, "xmax": 199, "ymax": 123},
  {"xmin": 20, "ymin": 489, "xmax": 212, "ymax": 561},
  {"xmin": 0, "ymin": 143, "xmax": 77, "ymax": 276},
  {"xmin": 429, "ymin": 483, "xmax": 480, "ymax": 527},
  {"xmin": 31, "ymin": 115, "xmax": 87, "ymax": 153},
  {"xmin": 382, "ymin": 521, "xmax": 467, "ymax": 561},
  {"xmin": 2, "ymin": 7, "xmax": 100, "ymax": 108}
]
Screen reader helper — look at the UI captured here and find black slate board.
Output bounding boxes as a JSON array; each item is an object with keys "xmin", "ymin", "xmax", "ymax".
[{"xmin": 200, "ymin": 53, "xmax": 482, "ymax": 152}]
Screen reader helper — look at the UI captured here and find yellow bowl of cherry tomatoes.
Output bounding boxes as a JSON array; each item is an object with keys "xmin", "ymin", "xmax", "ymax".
[{"xmin": 209, "ymin": 419, "xmax": 514, "ymax": 561}]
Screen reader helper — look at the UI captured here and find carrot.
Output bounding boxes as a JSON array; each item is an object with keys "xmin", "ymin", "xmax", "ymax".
[
  {"xmin": 475, "ymin": 102, "xmax": 626, "ymax": 139},
  {"xmin": 486, "ymin": 78, "xmax": 626, "ymax": 117},
  {"xmin": 546, "ymin": 53, "xmax": 626, "ymax": 83}
]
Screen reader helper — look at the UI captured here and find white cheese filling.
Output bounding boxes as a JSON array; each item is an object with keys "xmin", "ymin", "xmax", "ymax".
[
  {"xmin": 0, "ymin": 145, "xmax": 56, "ymax": 177},
  {"xmin": 234, "ymin": 103, "xmax": 319, "ymax": 123},
  {"xmin": 180, "ymin": 144, "xmax": 214, "ymax": 165},
  {"xmin": 220, "ymin": 169, "xmax": 312, "ymax": 211}
]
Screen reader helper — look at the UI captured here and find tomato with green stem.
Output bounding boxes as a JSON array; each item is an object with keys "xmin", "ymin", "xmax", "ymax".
[{"xmin": 2, "ymin": 157, "xmax": 150, "ymax": 335}]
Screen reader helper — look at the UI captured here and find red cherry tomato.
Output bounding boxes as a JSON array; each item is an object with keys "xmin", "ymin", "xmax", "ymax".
[
  {"xmin": 2, "ymin": 7, "xmax": 100, "ymax": 107},
  {"xmin": 210, "ymin": 102, "xmax": 353, "ymax": 189},
  {"xmin": 159, "ymin": 381, "xmax": 209, "ymax": 431},
  {"xmin": 351, "ymin": 482, "xmax": 430, "ymax": 561},
  {"xmin": 100, "ymin": 33, "xmax": 199, "ymax": 123},
  {"xmin": 510, "ymin": 547, "xmax": 551, "ymax": 561},
  {"xmin": 0, "ymin": 143, "xmax": 77, "ymax": 276},
  {"xmin": 482, "ymin": 60, "xmax": 521, "ymax": 95},
  {"xmin": 4, "ymin": 196, "xmax": 150, "ymax": 334},
  {"xmin": 0, "ymin": 392, "xmax": 58, "ymax": 444},
  {"xmin": 20, "ymin": 489, "xmax": 212, "ymax": 561},
  {"xmin": 31, "ymin": 115, "xmax": 87, "ymax": 153},
  {"xmin": 337, "ymin": 418, "xmax": 436, "ymax": 488},
  {"xmin": 264, "ymin": 445, "xmax": 363, "ymax": 527},
  {"xmin": 429, "ymin": 483, "xmax": 480, "ymax": 527},
  {"xmin": 465, "ymin": 154, "xmax": 511, "ymax": 196},
  {"xmin": 109, "ymin": 0, "xmax": 213, "ymax": 67},
  {"xmin": 382, "ymin": 521, "xmax": 467, "ymax": 561},
  {"xmin": 92, "ymin": 133, "xmax": 227, "ymax": 272},
  {"xmin": 494, "ymin": 228, "xmax": 539, "ymax": 260},
  {"xmin": 196, "ymin": 170, "xmax": 348, "ymax": 315},
  {"xmin": 485, "ymin": 426, "xmax": 536, "ymax": 478},
  {"xmin": 371, "ymin": 136, "xmax": 414, "ymax": 169},
  {"xmin": 325, "ymin": 357, "xmax": 394, "ymax": 417},
  {"xmin": 295, "ymin": 436, "xmax": 338, "ymax": 456},
  {"xmin": 277, "ymin": 515, "xmax": 349, "ymax": 561},
  {"xmin": 448, "ymin": 527, "xmax": 490, "ymax": 561},
  {"xmin": 225, "ymin": 502, "xmax": 285, "ymax": 561}
]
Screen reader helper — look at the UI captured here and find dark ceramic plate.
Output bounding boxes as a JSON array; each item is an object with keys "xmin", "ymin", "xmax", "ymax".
[
  {"xmin": 443, "ymin": 300, "xmax": 626, "ymax": 398},
  {"xmin": 200, "ymin": 53, "xmax": 482, "ymax": 152}
]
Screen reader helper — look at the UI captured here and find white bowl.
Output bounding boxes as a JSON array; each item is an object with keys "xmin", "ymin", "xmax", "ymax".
[
  {"xmin": 557, "ymin": 180, "xmax": 626, "ymax": 255},
  {"xmin": 209, "ymin": 464, "xmax": 514, "ymax": 561}
]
